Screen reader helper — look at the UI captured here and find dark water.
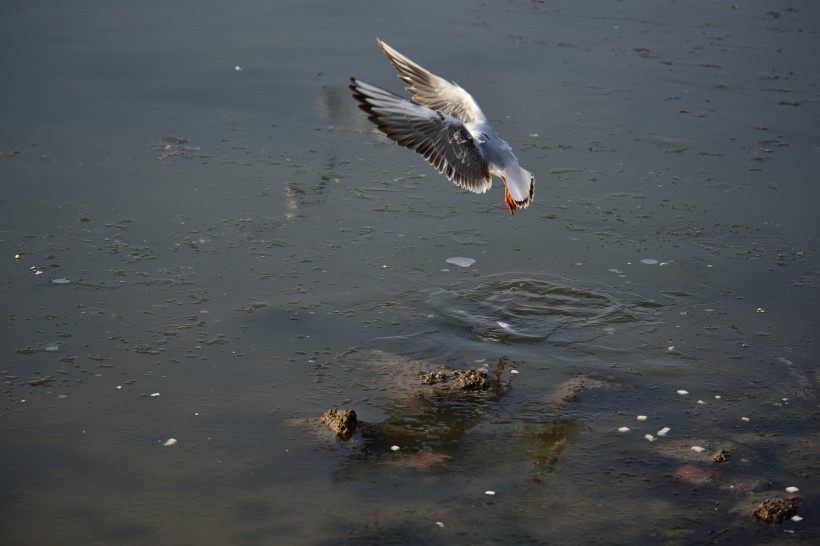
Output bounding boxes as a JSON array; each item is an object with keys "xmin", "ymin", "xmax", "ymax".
[{"xmin": 2, "ymin": 0, "xmax": 818, "ymax": 544}]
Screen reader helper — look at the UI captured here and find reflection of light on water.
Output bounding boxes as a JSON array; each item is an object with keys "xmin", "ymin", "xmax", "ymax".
[{"xmin": 285, "ymin": 182, "xmax": 299, "ymax": 220}]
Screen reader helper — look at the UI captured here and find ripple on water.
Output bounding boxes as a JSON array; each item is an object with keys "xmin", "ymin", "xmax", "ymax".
[{"xmin": 426, "ymin": 274, "xmax": 662, "ymax": 345}]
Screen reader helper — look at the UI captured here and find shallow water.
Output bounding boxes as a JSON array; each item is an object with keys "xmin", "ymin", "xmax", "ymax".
[{"xmin": 1, "ymin": 0, "xmax": 819, "ymax": 544}]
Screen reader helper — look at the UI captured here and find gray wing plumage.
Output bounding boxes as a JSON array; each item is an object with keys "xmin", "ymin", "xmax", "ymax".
[
  {"xmin": 350, "ymin": 77, "xmax": 491, "ymax": 194},
  {"xmin": 376, "ymin": 38, "xmax": 487, "ymax": 125}
]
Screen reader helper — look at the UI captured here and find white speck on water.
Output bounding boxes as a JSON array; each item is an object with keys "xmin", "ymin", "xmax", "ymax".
[
  {"xmin": 390, "ymin": 445, "xmax": 400, "ymax": 452},
  {"xmin": 791, "ymin": 515, "xmax": 803, "ymax": 522},
  {"xmin": 697, "ymin": 399, "xmax": 705, "ymax": 405},
  {"xmin": 446, "ymin": 257, "xmax": 476, "ymax": 268},
  {"xmin": 529, "ymin": 133, "xmax": 539, "ymax": 138},
  {"xmin": 741, "ymin": 416, "xmax": 750, "ymax": 422},
  {"xmin": 484, "ymin": 490, "xmax": 496, "ymax": 496},
  {"xmin": 496, "ymin": 321, "xmax": 512, "ymax": 331},
  {"xmin": 609, "ymin": 268, "xmax": 622, "ymax": 274},
  {"xmin": 234, "ymin": 65, "xmax": 242, "ymax": 71},
  {"xmin": 677, "ymin": 390, "xmax": 689, "ymax": 395},
  {"xmin": 163, "ymin": 438, "xmax": 177, "ymax": 446},
  {"xmin": 116, "ymin": 385, "xmax": 122, "ymax": 390},
  {"xmin": 756, "ymin": 307, "xmax": 765, "ymax": 313},
  {"xmin": 691, "ymin": 446, "xmax": 706, "ymax": 453},
  {"xmin": 44, "ymin": 344, "xmax": 59, "ymax": 351},
  {"xmin": 436, "ymin": 521, "xmax": 445, "ymax": 528},
  {"xmin": 644, "ymin": 434, "xmax": 655, "ymax": 442},
  {"xmin": 640, "ymin": 258, "xmax": 659, "ymax": 265},
  {"xmin": 35, "ymin": 270, "xmax": 43, "ymax": 276},
  {"xmin": 15, "ymin": 254, "xmax": 20, "ymax": 260},
  {"xmin": 668, "ymin": 346, "xmax": 675, "ymax": 351},
  {"xmin": 715, "ymin": 395, "xmax": 722, "ymax": 399},
  {"xmin": 510, "ymin": 369, "xmax": 519, "ymax": 374},
  {"xmin": 618, "ymin": 426, "xmax": 630, "ymax": 432},
  {"xmin": 657, "ymin": 427, "xmax": 671, "ymax": 437},
  {"xmin": 637, "ymin": 415, "xmax": 648, "ymax": 421},
  {"xmin": 785, "ymin": 486, "xmax": 799, "ymax": 493},
  {"xmin": 150, "ymin": 392, "xmax": 161, "ymax": 398},
  {"xmin": 51, "ymin": 278, "xmax": 70, "ymax": 284},
  {"xmin": 57, "ymin": 394, "xmax": 67, "ymax": 399}
]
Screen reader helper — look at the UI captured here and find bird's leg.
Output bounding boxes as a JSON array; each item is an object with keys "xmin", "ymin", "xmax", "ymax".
[{"xmin": 501, "ymin": 176, "xmax": 516, "ymax": 215}]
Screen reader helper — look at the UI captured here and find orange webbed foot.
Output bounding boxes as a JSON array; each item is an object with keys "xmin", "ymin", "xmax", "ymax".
[{"xmin": 502, "ymin": 177, "xmax": 517, "ymax": 215}]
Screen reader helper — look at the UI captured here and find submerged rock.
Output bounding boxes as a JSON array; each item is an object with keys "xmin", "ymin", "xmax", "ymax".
[{"xmin": 320, "ymin": 409, "xmax": 358, "ymax": 441}]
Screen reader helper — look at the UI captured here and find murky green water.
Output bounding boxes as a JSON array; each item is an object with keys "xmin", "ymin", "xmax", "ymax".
[{"xmin": 2, "ymin": 0, "xmax": 818, "ymax": 544}]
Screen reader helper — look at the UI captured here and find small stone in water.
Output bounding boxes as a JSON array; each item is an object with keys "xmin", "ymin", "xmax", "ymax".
[{"xmin": 446, "ymin": 257, "xmax": 476, "ymax": 268}]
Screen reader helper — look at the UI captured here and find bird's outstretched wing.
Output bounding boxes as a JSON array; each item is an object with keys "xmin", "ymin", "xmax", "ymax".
[
  {"xmin": 350, "ymin": 77, "xmax": 491, "ymax": 194},
  {"xmin": 377, "ymin": 38, "xmax": 487, "ymax": 125}
]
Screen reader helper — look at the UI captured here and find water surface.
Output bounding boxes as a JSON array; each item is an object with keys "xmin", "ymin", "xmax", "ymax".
[{"xmin": 1, "ymin": 0, "xmax": 818, "ymax": 544}]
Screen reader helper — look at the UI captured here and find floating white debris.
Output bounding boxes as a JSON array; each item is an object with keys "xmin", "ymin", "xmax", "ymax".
[
  {"xmin": 644, "ymin": 434, "xmax": 655, "ymax": 442},
  {"xmin": 715, "ymin": 395, "xmax": 722, "ymax": 399},
  {"xmin": 691, "ymin": 446, "xmax": 706, "ymax": 453},
  {"xmin": 484, "ymin": 490, "xmax": 496, "ymax": 496},
  {"xmin": 637, "ymin": 415, "xmax": 648, "ymax": 421},
  {"xmin": 677, "ymin": 390, "xmax": 689, "ymax": 395},
  {"xmin": 390, "ymin": 445, "xmax": 400, "ymax": 452},
  {"xmin": 163, "ymin": 438, "xmax": 177, "ymax": 446},
  {"xmin": 116, "ymin": 385, "xmax": 122, "ymax": 390},
  {"xmin": 496, "ymin": 321, "xmax": 512, "ymax": 331},
  {"xmin": 35, "ymin": 270, "xmax": 44, "ymax": 276},
  {"xmin": 756, "ymin": 307, "xmax": 765, "ymax": 313},
  {"xmin": 510, "ymin": 369, "xmax": 519, "ymax": 375},
  {"xmin": 51, "ymin": 278, "xmax": 70, "ymax": 284},
  {"xmin": 791, "ymin": 515, "xmax": 803, "ymax": 522},
  {"xmin": 657, "ymin": 427, "xmax": 671, "ymax": 437},
  {"xmin": 15, "ymin": 254, "xmax": 20, "ymax": 260},
  {"xmin": 741, "ymin": 416, "xmax": 750, "ymax": 422},
  {"xmin": 446, "ymin": 257, "xmax": 476, "ymax": 268},
  {"xmin": 640, "ymin": 258, "xmax": 659, "ymax": 265},
  {"xmin": 150, "ymin": 392, "xmax": 161, "ymax": 398},
  {"xmin": 667, "ymin": 346, "xmax": 675, "ymax": 351},
  {"xmin": 697, "ymin": 400, "xmax": 705, "ymax": 405},
  {"xmin": 436, "ymin": 521, "xmax": 445, "ymax": 528},
  {"xmin": 785, "ymin": 486, "xmax": 799, "ymax": 493},
  {"xmin": 234, "ymin": 65, "xmax": 243, "ymax": 72},
  {"xmin": 618, "ymin": 427, "xmax": 630, "ymax": 432}
]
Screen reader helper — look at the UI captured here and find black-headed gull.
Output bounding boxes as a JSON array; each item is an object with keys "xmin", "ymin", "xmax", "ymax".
[{"xmin": 350, "ymin": 39, "xmax": 534, "ymax": 214}]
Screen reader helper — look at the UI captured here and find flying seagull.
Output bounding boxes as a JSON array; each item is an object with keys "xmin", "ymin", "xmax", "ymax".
[{"xmin": 350, "ymin": 39, "xmax": 534, "ymax": 214}]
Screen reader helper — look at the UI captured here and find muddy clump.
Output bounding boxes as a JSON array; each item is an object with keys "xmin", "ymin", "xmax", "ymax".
[
  {"xmin": 712, "ymin": 449, "xmax": 729, "ymax": 463},
  {"xmin": 320, "ymin": 409, "xmax": 358, "ymax": 441},
  {"xmin": 419, "ymin": 370, "xmax": 447, "ymax": 385},
  {"xmin": 452, "ymin": 369, "xmax": 491, "ymax": 390},
  {"xmin": 752, "ymin": 497, "xmax": 797, "ymax": 524}
]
